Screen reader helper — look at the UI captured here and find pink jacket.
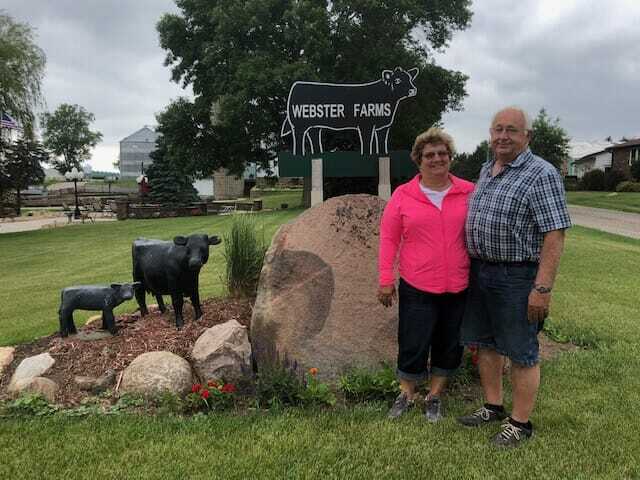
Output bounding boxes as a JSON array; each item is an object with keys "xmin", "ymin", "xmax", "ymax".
[{"xmin": 378, "ymin": 174, "xmax": 474, "ymax": 293}]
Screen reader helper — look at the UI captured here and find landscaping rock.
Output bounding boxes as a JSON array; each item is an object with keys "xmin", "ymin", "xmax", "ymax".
[
  {"xmin": 8, "ymin": 352, "xmax": 55, "ymax": 393},
  {"xmin": 191, "ymin": 319, "xmax": 251, "ymax": 383},
  {"xmin": 120, "ymin": 351, "xmax": 193, "ymax": 396},
  {"xmin": 75, "ymin": 330, "xmax": 114, "ymax": 341},
  {"xmin": 251, "ymin": 194, "xmax": 398, "ymax": 379},
  {"xmin": 74, "ymin": 369, "xmax": 116, "ymax": 393},
  {"xmin": 19, "ymin": 377, "xmax": 59, "ymax": 403},
  {"xmin": 0, "ymin": 346, "xmax": 15, "ymax": 379}
]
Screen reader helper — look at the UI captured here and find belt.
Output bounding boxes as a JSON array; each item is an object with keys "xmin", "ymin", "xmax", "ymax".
[{"xmin": 472, "ymin": 258, "xmax": 538, "ymax": 267}]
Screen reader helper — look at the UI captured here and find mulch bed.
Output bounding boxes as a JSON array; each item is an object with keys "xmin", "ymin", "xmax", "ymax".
[
  {"xmin": 0, "ymin": 297, "xmax": 252, "ymax": 407},
  {"xmin": 0, "ymin": 295, "xmax": 578, "ymax": 409}
]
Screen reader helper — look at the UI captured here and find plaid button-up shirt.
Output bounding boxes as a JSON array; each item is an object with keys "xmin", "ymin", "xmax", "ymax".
[{"xmin": 465, "ymin": 148, "xmax": 571, "ymax": 262}]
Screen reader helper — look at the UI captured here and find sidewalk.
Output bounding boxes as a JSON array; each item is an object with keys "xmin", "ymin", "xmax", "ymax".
[
  {"xmin": 0, "ymin": 215, "xmax": 116, "ymax": 234},
  {"xmin": 568, "ymin": 205, "xmax": 640, "ymax": 239}
]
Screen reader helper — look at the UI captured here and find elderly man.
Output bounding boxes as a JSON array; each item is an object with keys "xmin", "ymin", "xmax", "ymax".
[{"xmin": 458, "ymin": 107, "xmax": 571, "ymax": 448}]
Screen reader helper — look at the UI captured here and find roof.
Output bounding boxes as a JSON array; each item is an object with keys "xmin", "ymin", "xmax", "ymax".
[
  {"xmin": 120, "ymin": 126, "xmax": 159, "ymax": 143},
  {"xmin": 606, "ymin": 138, "xmax": 640, "ymax": 150},
  {"xmin": 569, "ymin": 140, "xmax": 614, "ymax": 159}
]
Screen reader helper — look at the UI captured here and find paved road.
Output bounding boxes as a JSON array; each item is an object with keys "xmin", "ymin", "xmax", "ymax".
[
  {"xmin": 568, "ymin": 205, "xmax": 640, "ymax": 239},
  {"xmin": 2, "ymin": 206, "xmax": 639, "ymax": 239}
]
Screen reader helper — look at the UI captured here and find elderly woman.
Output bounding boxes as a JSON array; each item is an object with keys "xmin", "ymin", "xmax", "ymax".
[{"xmin": 378, "ymin": 127, "xmax": 474, "ymax": 421}]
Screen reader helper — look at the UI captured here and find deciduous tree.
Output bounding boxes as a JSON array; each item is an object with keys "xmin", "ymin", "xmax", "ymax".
[
  {"xmin": 451, "ymin": 140, "xmax": 490, "ymax": 181},
  {"xmin": 156, "ymin": 0, "xmax": 472, "ymax": 175},
  {"xmin": 40, "ymin": 103, "xmax": 103, "ymax": 175},
  {"xmin": 0, "ymin": 13, "xmax": 46, "ymax": 137},
  {"xmin": 530, "ymin": 108, "xmax": 570, "ymax": 170}
]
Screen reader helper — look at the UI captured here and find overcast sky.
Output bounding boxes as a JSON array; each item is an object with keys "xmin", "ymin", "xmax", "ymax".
[{"xmin": 4, "ymin": 0, "xmax": 640, "ymax": 171}]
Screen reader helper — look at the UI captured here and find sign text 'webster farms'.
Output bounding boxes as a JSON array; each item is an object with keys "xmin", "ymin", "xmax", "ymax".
[{"xmin": 281, "ymin": 67, "xmax": 419, "ymax": 156}]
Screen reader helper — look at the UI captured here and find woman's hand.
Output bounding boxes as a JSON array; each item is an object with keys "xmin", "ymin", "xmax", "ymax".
[{"xmin": 377, "ymin": 285, "xmax": 396, "ymax": 307}]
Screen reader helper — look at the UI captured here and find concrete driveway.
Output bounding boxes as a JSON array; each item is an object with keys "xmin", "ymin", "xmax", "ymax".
[{"xmin": 568, "ymin": 205, "xmax": 640, "ymax": 239}]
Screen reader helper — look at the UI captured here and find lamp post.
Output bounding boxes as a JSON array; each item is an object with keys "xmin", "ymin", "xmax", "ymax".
[
  {"xmin": 105, "ymin": 175, "xmax": 116, "ymax": 194},
  {"xmin": 65, "ymin": 167, "xmax": 84, "ymax": 219}
]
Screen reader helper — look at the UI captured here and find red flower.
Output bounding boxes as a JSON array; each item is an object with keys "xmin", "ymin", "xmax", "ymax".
[
  {"xmin": 208, "ymin": 380, "xmax": 219, "ymax": 388},
  {"xmin": 191, "ymin": 383, "xmax": 202, "ymax": 393},
  {"xmin": 468, "ymin": 346, "xmax": 479, "ymax": 366},
  {"xmin": 221, "ymin": 383, "xmax": 236, "ymax": 393},
  {"xmin": 201, "ymin": 389, "xmax": 210, "ymax": 399},
  {"xmin": 309, "ymin": 368, "xmax": 319, "ymax": 376}
]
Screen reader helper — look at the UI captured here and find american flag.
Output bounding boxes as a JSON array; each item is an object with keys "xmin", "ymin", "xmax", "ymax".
[{"xmin": 0, "ymin": 113, "xmax": 19, "ymax": 130}]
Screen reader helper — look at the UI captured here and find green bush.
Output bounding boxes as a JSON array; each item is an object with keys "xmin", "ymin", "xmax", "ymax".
[
  {"xmin": 223, "ymin": 215, "xmax": 268, "ymax": 297},
  {"xmin": 1, "ymin": 394, "xmax": 58, "ymax": 417},
  {"xmin": 578, "ymin": 169, "xmax": 605, "ymax": 191},
  {"xmin": 631, "ymin": 160, "xmax": 640, "ymax": 181},
  {"xmin": 299, "ymin": 369, "xmax": 336, "ymax": 407},
  {"xmin": 615, "ymin": 181, "xmax": 640, "ymax": 192},
  {"xmin": 563, "ymin": 176, "xmax": 579, "ymax": 191},
  {"xmin": 255, "ymin": 353, "xmax": 305, "ymax": 408},
  {"xmin": 338, "ymin": 364, "xmax": 399, "ymax": 402},
  {"xmin": 604, "ymin": 169, "xmax": 629, "ymax": 191}
]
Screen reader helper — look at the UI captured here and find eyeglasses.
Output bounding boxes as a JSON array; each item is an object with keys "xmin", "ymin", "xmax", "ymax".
[
  {"xmin": 422, "ymin": 150, "xmax": 450, "ymax": 159},
  {"xmin": 490, "ymin": 126, "xmax": 525, "ymax": 136}
]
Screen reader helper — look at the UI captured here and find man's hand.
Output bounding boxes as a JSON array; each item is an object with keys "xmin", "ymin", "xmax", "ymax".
[
  {"xmin": 377, "ymin": 285, "xmax": 396, "ymax": 307},
  {"xmin": 527, "ymin": 289, "xmax": 550, "ymax": 324}
]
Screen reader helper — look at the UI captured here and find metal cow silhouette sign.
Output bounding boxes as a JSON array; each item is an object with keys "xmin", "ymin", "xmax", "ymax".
[{"xmin": 281, "ymin": 67, "xmax": 419, "ymax": 156}]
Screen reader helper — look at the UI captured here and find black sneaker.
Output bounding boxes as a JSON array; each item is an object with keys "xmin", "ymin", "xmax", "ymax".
[
  {"xmin": 387, "ymin": 392, "xmax": 414, "ymax": 419},
  {"xmin": 490, "ymin": 420, "xmax": 533, "ymax": 448},
  {"xmin": 424, "ymin": 397, "xmax": 443, "ymax": 423},
  {"xmin": 457, "ymin": 406, "xmax": 506, "ymax": 427}
]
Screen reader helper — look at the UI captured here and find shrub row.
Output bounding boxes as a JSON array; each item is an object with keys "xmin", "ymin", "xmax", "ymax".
[{"xmin": 576, "ymin": 169, "xmax": 637, "ymax": 192}]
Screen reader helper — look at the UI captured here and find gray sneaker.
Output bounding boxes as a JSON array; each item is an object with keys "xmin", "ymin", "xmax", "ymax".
[
  {"xmin": 424, "ymin": 396, "xmax": 443, "ymax": 423},
  {"xmin": 490, "ymin": 420, "xmax": 533, "ymax": 448},
  {"xmin": 457, "ymin": 406, "xmax": 506, "ymax": 427},
  {"xmin": 387, "ymin": 392, "xmax": 414, "ymax": 419}
]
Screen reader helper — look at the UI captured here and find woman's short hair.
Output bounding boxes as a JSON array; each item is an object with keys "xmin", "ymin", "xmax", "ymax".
[{"xmin": 410, "ymin": 127, "xmax": 456, "ymax": 166}]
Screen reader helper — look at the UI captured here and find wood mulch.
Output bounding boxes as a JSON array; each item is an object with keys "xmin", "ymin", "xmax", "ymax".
[
  {"xmin": 0, "ymin": 295, "xmax": 579, "ymax": 409},
  {"xmin": 0, "ymin": 297, "xmax": 252, "ymax": 407}
]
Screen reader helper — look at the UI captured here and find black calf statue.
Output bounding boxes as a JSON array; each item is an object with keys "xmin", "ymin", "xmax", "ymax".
[
  {"xmin": 132, "ymin": 234, "xmax": 221, "ymax": 329},
  {"xmin": 59, "ymin": 283, "xmax": 139, "ymax": 337}
]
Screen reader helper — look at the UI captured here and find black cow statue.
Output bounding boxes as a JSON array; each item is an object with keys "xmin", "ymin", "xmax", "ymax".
[
  {"xmin": 59, "ymin": 282, "xmax": 139, "ymax": 337},
  {"xmin": 132, "ymin": 234, "xmax": 221, "ymax": 329}
]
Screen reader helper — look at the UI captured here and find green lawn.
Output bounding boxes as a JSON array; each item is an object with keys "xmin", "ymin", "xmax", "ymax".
[
  {"xmin": 0, "ymin": 210, "xmax": 300, "ymax": 345},
  {"xmin": 566, "ymin": 191, "xmax": 640, "ymax": 214},
  {"xmin": 1, "ymin": 223, "xmax": 640, "ymax": 478},
  {"xmin": 248, "ymin": 188, "xmax": 304, "ymax": 210}
]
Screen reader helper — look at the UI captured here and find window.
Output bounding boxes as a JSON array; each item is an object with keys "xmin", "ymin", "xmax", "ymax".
[{"xmin": 629, "ymin": 148, "xmax": 640, "ymax": 166}]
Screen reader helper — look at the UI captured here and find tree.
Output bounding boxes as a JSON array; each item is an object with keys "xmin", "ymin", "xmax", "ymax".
[
  {"xmin": 146, "ymin": 115, "xmax": 199, "ymax": 206},
  {"xmin": 2, "ymin": 138, "xmax": 47, "ymax": 215},
  {"xmin": 156, "ymin": 0, "xmax": 472, "ymax": 176},
  {"xmin": 40, "ymin": 104, "xmax": 103, "ymax": 175},
  {"xmin": 451, "ymin": 140, "xmax": 490, "ymax": 181},
  {"xmin": 0, "ymin": 13, "xmax": 46, "ymax": 138},
  {"xmin": 530, "ymin": 108, "xmax": 570, "ymax": 170}
]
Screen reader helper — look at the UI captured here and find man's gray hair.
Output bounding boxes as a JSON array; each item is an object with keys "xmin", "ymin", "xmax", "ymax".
[{"xmin": 491, "ymin": 107, "xmax": 533, "ymax": 132}]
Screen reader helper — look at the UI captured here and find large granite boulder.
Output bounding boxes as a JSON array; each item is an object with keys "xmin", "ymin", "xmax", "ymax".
[
  {"xmin": 251, "ymin": 194, "xmax": 398, "ymax": 379},
  {"xmin": 0, "ymin": 347, "xmax": 15, "ymax": 380},
  {"xmin": 8, "ymin": 352, "xmax": 55, "ymax": 393},
  {"xmin": 120, "ymin": 351, "xmax": 193, "ymax": 396},
  {"xmin": 17, "ymin": 377, "xmax": 59, "ymax": 403},
  {"xmin": 191, "ymin": 320, "xmax": 252, "ymax": 383}
]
